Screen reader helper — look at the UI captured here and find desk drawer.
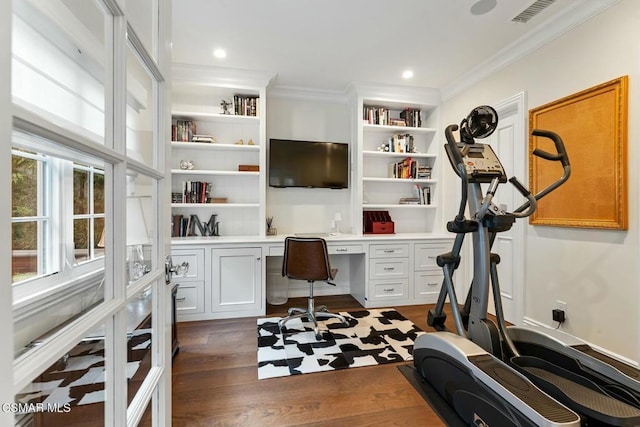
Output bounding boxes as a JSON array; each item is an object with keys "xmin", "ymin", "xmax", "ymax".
[
  {"xmin": 328, "ymin": 244, "xmax": 363, "ymax": 255},
  {"xmin": 268, "ymin": 243, "xmax": 363, "ymax": 257},
  {"xmin": 369, "ymin": 243, "xmax": 409, "ymax": 258},
  {"xmin": 414, "ymin": 242, "xmax": 450, "ymax": 270},
  {"xmin": 369, "ymin": 258, "xmax": 409, "ymax": 279},
  {"xmin": 371, "ymin": 279, "xmax": 408, "ymax": 299},
  {"xmin": 414, "ymin": 271, "xmax": 443, "ymax": 300},
  {"xmin": 171, "ymin": 248, "xmax": 205, "ymax": 281},
  {"xmin": 175, "ymin": 283, "xmax": 204, "ymax": 314}
]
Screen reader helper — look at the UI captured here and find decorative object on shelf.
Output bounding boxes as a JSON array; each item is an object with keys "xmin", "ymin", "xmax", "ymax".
[
  {"xmin": 332, "ymin": 212, "xmax": 343, "ymax": 234},
  {"xmin": 179, "ymin": 160, "xmax": 194, "ymax": 170},
  {"xmin": 172, "ymin": 214, "xmax": 220, "ymax": 237},
  {"xmin": 220, "ymin": 99, "xmax": 232, "ymax": 115},
  {"xmin": 247, "ymin": 139, "xmax": 255, "ymax": 145},
  {"xmin": 210, "ymin": 197, "xmax": 228, "ymax": 203},
  {"xmin": 266, "ymin": 216, "xmax": 277, "ymax": 236},
  {"xmin": 363, "ymin": 210, "xmax": 394, "ymax": 234},
  {"xmin": 234, "ymin": 139, "xmax": 244, "ymax": 145},
  {"xmin": 238, "ymin": 164, "xmax": 259, "ymax": 172}
]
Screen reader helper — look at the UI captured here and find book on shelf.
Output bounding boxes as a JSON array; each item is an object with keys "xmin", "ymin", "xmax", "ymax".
[
  {"xmin": 173, "ymin": 120, "xmax": 196, "ymax": 142},
  {"xmin": 399, "ymin": 108, "xmax": 422, "ymax": 127},
  {"xmin": 181, "ymin": 180, "xmax": 212, "ymax": 204},
  {"xmin": 399, "ymin": 197, "xmax": 420, "ymax": 205},
  {"xmin": 192, "ymin": 134, "xmax": 215, "ymax": 143},
  {"xmin": 388, "ymin": 157, "xmax": 418, "ymax": 179},
  {"xmin": 385, "ymin": 133, "xmax": 414, "ymax": 153},
  {"xmin": 413, "ymin": 184, "xmax": 432, "ymax": 205},
  {"xmin": 417, "ymin": 165, "xmax": 432, "ymax": 179},
  {"xmin": 233, "ymin": 94, "xmax": 259, "ymax": 117}
]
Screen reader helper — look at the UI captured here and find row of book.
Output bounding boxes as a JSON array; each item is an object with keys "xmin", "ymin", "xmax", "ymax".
[
  {"xmin": 172, "ymin": 120, "xmax": 196, "ymax": 142},
  {"xmin": 176, "ymin": 181, "xmax": 211, "ymax": 204},
  {"xmin": 388, "ymin": 157, "xmax": 432, "ymax": 180},
  {"xmin": 363, "ymin": 105, "xmax": 422, "ymax": 127},
  {"xmin": 399, "ymin": 185, "xmax": 431, "ymax": 205},
  {"xmin": 400, "ymin": 108, "xmax": 422, "ymax": 128},
  {"xmin": 233, "ymin": 94, "xmax": 259, "ymax": 117},
  {"xmin": 384, "ymin": 133, "xmax": 415, "ymax": 153}
]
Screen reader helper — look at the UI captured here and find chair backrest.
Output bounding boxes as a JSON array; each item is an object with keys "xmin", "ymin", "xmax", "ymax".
[{"xmin": 282, "ymin": 237, "xmax": 333, "ymax": 282}]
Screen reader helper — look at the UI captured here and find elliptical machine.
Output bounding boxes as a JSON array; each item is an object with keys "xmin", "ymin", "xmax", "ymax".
[{"xmin": 412, "ymin": 106, "xmax": 640, "ymax": 426}]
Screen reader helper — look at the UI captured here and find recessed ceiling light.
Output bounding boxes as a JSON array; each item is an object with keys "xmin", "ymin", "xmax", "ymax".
[
  {"xmin": 213, "ymin": 48, "xmax": 227, "ymax": 59},
  {"xmin": 402, "ymin": 70, "xmax": 414, "ymax": 79},
  {"xmin": 470, "ymin": 0, "xmax": 497, "ymax": 15}
]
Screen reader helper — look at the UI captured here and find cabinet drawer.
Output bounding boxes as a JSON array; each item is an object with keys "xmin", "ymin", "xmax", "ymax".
[
  {"xmin": 371, "ymin": 279, "xmax": 408, "ymax": 299},
  {"xmin": 328, "ymin": 244, "xmax": 363, "ymax": 255},
  {"xmin": 269, "ymin": 243, "xmax": 363, "ymax": 257},
  {"xmin": 369, "ymin": 258, "xmax": 409, "ymax": 279},
  {"xmin": 175, "ymin": 283, "xmax": 204, "ymax": 314},
  {"xmin": 414, "ymin": 272, "xmax": 443, "ymax": 300},
  {"xmin": 369, "ymin": 243, "xmax": 409, "ymax": 258},
  {"xmin": 414, "ymin": 242, "xmax": 450, "ymax": 271},
  {"xmin": 171, "ymin": 248, "xmax": 205, "ymax": 281}
]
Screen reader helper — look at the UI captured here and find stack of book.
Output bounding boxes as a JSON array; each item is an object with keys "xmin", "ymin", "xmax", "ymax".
[
  {"xmin": 397, "ymin": 185, "xmax": 431, "ymax": 205},
  {"xmin": 192, "ymin": 134, "xmax": 215, "ymax": 143}
]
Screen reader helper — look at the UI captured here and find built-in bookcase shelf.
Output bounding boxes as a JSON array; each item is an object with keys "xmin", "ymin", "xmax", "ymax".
[
  {"xmin": 170, "ymin": 64, "xmax": 271, "ymax": 239},
  {"xmin": 351, "ymin": 85, "xmax": 442, "ymax": 235}
]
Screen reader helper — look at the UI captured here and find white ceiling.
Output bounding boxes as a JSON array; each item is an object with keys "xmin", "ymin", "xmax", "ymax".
[{"xmin": 171, "ymin": 0, "xmax": 618, "ymax": 96}]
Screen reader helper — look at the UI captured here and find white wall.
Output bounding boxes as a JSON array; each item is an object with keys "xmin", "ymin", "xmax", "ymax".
[
  {"xmin": 266, "ymin": 95, "xmax": 352, "ymax": 234},
  {"xmin": 441, "ymin": 0, "xmax": 640, "ymax": 362}
]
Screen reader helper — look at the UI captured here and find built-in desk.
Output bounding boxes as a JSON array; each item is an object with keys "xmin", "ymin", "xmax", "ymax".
[{"xmin": 171, "ymin": 234, "xmax": 453, "ymax": 322}]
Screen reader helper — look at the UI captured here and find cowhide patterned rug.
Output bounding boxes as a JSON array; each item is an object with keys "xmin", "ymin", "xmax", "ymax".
[{"xmin": 257, "ymin": 308, "xmax": 424, "ymax": 380}]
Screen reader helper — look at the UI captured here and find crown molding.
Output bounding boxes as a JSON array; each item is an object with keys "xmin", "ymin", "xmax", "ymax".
[
  {"xmin": 267, "ymin": 85, "xmax": 349, "ymax": 104},
  {"xmin": 172, "ymin": 63, "xmax": 276, "ymax": 89},
  {"xmin": 441, "ymin": 0, "xmax": 621, "ymax": 101}
]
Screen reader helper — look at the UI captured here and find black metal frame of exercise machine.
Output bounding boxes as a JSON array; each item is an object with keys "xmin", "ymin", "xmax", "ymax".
[{"xmin": 413, "ymin": 106, "xmax": 640, "ymax": 426}]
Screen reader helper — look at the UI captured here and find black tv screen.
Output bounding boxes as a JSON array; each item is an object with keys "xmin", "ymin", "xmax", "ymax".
[{"xmin": 269, "ymin": 139, "xmax": 349, "ymax": 189}]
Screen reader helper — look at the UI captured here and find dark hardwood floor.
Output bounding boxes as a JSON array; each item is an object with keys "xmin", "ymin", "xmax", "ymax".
[{"xmin": 171, "ymin": 295, "xmax": 449, "ymax": 426}]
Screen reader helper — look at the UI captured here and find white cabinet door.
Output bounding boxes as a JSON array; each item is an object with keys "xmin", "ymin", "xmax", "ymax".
[{"xmin": 211, "ymin": 247, "xmax": 263, "ymax": 314}]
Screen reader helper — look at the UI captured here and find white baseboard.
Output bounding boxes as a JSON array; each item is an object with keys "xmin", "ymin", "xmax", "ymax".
[{"xmin": 522, "ymin": 316, "xmax": 638, "ymax": 368}]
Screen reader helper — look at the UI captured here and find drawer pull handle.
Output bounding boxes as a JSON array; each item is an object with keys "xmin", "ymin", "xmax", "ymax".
[
  {"xmin": 427, "ymin": 256, "xmax": 437, "ymax": 259},
  {"xmin": 383, "ymin": 267, "xmax": 395, "ymax": 271},
  {"xmin": 427, "ymin": 282, "xmax": 438, "ymax": 287},
  {"xmin": 383, "ymin": 249, "xmax": 396, "ymax": 253},
  {"xmin": 176, "ymin": 297, "xmax": 186, "ymax": 301},
  {"xmin": 383, "ymin": 288, "xmax": 395, "ymax": 292},
  {"xmin": 335, "ymin": 248, "xmax": 348, "ymax": 252}
]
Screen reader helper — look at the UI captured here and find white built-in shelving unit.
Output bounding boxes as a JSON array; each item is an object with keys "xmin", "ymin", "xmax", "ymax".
[
  {"xmin": 170, "ymin": 64, "xmax": 273, "ymax": 238},
  {"xmin": 350, "ymin": 84, "xmax": 443, "ymax": 235}
]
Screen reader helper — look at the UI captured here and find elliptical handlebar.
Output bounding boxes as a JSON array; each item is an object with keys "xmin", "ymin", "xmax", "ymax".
[
  {"xmin": 531, "ymin": 129, "xmax": 570, "ymax": 168},
  {"xmin": 514, "ymin": 129, "xmax": 571, "ymax": 214}
]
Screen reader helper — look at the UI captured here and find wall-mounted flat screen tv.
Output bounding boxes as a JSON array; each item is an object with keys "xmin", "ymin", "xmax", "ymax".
[{"xmin": 268, "ymin": 139, "xmax": 349, "ymax": 189}]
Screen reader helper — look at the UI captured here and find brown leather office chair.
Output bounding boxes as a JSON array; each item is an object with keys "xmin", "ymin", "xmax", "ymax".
[{"xmin": 279, "ymin": 237, "xmax": 348, "ymax": 339}]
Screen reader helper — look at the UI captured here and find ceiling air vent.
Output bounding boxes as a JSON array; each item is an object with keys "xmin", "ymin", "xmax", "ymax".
[{"xmin": 512, "ymin": 0, "xmax": 557, "ymax": 23}]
